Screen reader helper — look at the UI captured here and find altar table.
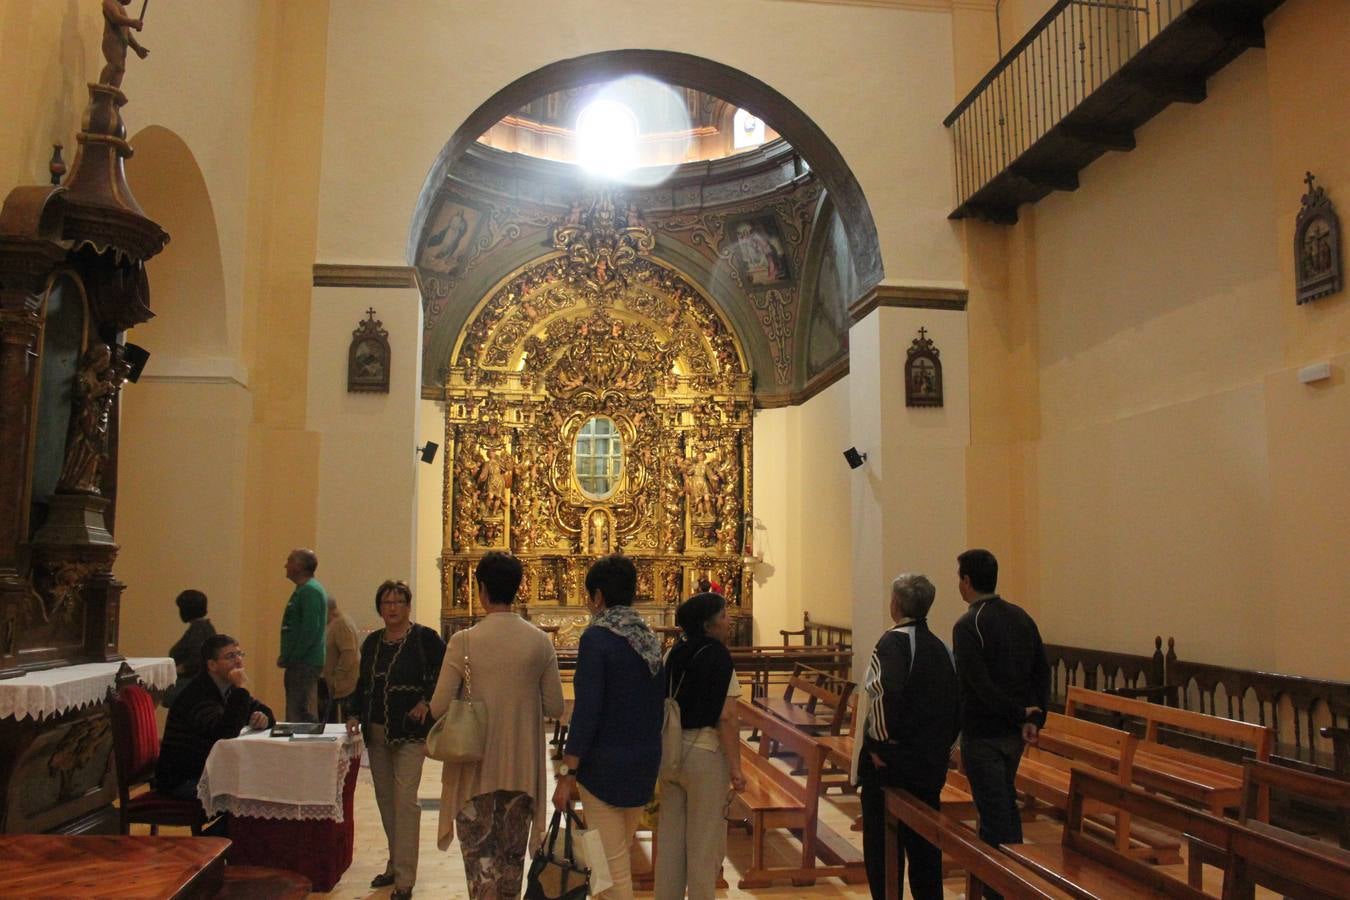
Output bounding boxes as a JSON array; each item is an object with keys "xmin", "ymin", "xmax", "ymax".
[{"xmin": 198, "ymin": 724, "xmax": 362, "ymax": 891}]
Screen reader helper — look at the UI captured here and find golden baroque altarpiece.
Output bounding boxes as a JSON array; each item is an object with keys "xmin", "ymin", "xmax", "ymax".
[{"xmin": 440, "ymin": 195, "xmax": 755, "ymax": 645}]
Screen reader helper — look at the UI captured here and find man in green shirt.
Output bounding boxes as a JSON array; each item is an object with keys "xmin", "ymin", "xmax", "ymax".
[{"xmin": 278, "ymin": 547, "xmax": 327, "ymax": 722}]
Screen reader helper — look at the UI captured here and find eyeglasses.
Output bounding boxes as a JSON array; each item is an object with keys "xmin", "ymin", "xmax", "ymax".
[
  {"xmin": 219, "ymin": 650, "xmax": 245, "ymax": 661},
  {"xmin": 378, "ymin": 598, "xmax": 410, "ymax": 607}
]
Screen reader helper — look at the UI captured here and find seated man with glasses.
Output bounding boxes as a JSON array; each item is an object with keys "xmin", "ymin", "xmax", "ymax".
[{"xmin": 154, "ymin": 633, "xmax": 276, "ymax": 801}]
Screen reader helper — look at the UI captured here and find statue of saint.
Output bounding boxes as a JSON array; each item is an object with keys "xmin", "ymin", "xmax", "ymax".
[
  {"xmin": 99, "ymin": 0, "xmax": 149, "ymax": 90},
  {"xmin": 57, "ymin": 343, "xmax": 126, "ymax": 494}
]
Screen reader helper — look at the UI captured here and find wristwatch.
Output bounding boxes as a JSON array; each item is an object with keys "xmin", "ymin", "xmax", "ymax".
[{"xmin": 557, "ymin": 763, "xmax": 575, "ymax": 778}]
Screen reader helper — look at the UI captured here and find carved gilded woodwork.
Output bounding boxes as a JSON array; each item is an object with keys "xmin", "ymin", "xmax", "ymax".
[{"xmin": 441, "ymin": 195, "xmax": 754, "ymax": 642}]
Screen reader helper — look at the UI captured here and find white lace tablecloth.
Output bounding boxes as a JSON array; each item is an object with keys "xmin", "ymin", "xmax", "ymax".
[
  {"xmin": 0, "ymin": 657, "xmax": 176, "ymax": 721},
  {"xmin": 198, "ymin": 725, "xmax": 364, "ymax": 822}
]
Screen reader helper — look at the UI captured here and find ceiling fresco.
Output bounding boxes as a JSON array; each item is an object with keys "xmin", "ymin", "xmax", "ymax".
[{"xmin": 415, "ymin": 141, "xmax": 856, "ymax": 405}]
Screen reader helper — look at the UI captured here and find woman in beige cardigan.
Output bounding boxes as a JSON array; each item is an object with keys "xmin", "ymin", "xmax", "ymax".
[{"xmin": 430, "ymin": 551, "xmax": 565, "ymax": 898}]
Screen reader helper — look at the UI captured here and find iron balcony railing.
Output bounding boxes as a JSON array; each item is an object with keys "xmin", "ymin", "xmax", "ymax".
[{"xmin": 945, "ymin": 0, "xmax": 1200, "ymax": 213}]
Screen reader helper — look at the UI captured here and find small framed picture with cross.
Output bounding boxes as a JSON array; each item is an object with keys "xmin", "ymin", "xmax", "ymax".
[
  {"xmin": 348, "ymin": 307, "xmax": 391, "ymax": 393},
  {"xmin": 904, "ymin": 326, "xmax": 943, "ymax": 408}
]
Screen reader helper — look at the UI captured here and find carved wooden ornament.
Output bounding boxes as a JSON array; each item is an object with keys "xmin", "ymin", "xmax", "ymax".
[
  {"xmin": 348, "ymin": 308, "xmax": 391, "ymax": 393},
  {"xmin": 1295, "ymin": 172, "xmax": 1342, "ymax": 305},
  {"xmin": 904, "ymin": 327, "xmax": 943, "ymax": 408}
]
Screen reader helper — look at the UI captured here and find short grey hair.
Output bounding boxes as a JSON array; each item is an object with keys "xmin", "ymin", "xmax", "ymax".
[
  {"xmin": 326, "ymin": 595, "xmax": 337, "ymax": 612},
  {"xmin": 891, "ymin": 573, "xmax": 936, "ymax": 619}
]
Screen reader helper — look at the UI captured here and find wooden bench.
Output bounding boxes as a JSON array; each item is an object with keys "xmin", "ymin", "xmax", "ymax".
[
  {"xmin": 1010, "ymin": 711, "xmax": 1179, "ymax": 863},
  {"xmin": 753, "ymin": 663, "xmax": 854, "ymax": 736},
  {"xmin": 883, "ymin": 787, "xmax": 1072, "ymax": 900},
  {"xmin": 1187, "ymin": 758, "xmax": 1350, "ymax": 888},
  {"xmin": 1065, "ymin": 686, "xmax": 1271, "ymax": 814},
  {"xmin": 1005, "ymin": 767, "xmax": 1242, "ymax": 899},
  {"xmin": 0, "ymin": 835, "xmax": 230, "ymax": 898},
  {"xmin": 729, "ymin": 700, "xmax": 866, "ymax": 888}
]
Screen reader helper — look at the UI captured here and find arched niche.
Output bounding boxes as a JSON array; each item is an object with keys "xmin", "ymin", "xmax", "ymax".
[
  {"xmin": 125, "ymin": 126, "xmax": 228, "ymax": 361},
  {"xmin": 409, "ymin": 50, "xmax": 883, "ymax": 293}
]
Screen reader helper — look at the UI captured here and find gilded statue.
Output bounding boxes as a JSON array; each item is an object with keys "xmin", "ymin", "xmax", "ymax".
[
  {"xmin": 57, "ymin": 343, "xmax": 127, "ymax": 495},
  {"xmin": 679, "ymin": 448, "xmax": 722, "ymax": 522},
  {"xmin": 99, "ymin": 0, "xmax": 149, "ymax": 90}
]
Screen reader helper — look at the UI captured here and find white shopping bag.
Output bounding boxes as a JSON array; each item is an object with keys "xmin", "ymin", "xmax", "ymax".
[{"xmin": 548, "ymin": 818, "xmax": 613, "ymax": 896}]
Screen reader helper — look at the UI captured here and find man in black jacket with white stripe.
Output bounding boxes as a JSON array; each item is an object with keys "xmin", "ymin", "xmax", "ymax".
[
  {"xmin": 952, "ymin": 547, "xmax": 1050, "ymax": 862},
  {"xmin": 855, "ymin": 573, "xmax": 961, "ymax": 900}
]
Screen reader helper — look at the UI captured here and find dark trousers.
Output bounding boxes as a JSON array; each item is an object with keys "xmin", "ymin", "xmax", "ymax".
[
  {"xmin": 858, "ymin": 749, "xmax": 946, "ymax": 900},
  {"xmin": 962, "ymin": 733, "xmax": 1025, "ymax": 847}
]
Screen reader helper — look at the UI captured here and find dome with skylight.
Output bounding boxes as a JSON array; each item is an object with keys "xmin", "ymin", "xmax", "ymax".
[{"xmin": 477, "ymin": 77, "xmax": 782, "ymax": 180}]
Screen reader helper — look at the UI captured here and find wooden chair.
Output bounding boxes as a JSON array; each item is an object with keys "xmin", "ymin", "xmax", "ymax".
[{"xmin": 108, "ymin": 682, "xmax": 210, "ymax": 835}]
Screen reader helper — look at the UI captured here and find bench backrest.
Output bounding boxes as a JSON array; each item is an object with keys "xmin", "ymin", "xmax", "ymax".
[
  {"xmin": 1038, "ymin": 711, "xmax": 1138, "ymax": 778},
  {"xmin": 738, "ymin": 699, "xmax": 829, "ymax": 802},
  {"xmin": 1223, "ymin": 820, "xmax": 1350, "ymax": 900},
  {"xmin": 885, "ymin": 787, "xmax": 1066, "ymax": 899},
  {"xmin": 1065, "ymin": 767, "xmax": 1234, "ymax": 899},
  {"xmin": 1066, "ymin": 686, "xmax": 1272, "ymax": 759},
  {"xmin": 784, "ymin": 665, "xmax": 854, "ymax": 724},
  {"xmin": 1242, "ymin": 758, "xmax": 1350, "ymax": 825}
]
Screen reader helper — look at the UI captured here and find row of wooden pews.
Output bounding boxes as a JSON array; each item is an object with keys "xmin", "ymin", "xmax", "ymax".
[{"xmin": 887, "ymin": 762, "xmax": 1350, "ymax": 899}]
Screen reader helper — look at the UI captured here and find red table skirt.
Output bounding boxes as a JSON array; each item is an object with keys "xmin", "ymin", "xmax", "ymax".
[{"xmin": 224, "ymin": 757, "xmax": 359, "ymax": 892}]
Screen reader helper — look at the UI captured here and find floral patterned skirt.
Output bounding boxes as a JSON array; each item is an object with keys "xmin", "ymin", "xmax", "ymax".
[{"xmin": 455, "ymin": 789, "xmax": 535, "ymax": 900}]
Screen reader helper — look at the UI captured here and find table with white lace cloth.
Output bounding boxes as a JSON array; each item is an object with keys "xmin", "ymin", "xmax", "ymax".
[
  {"xmin": 0, "ymin": 657, "xmax": 175, "ymax": 721},
  {"xmin": 197, "ymin": 724, "xmax": 364, "ymax": 822}
]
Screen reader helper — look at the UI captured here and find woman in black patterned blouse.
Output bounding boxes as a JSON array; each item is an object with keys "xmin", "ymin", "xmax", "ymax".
[{"xmin": 346, "ymin": 579, "xmax": 445, "ymax": 900}]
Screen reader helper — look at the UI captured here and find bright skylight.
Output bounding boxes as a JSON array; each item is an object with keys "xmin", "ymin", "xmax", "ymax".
[
  {"xmin": 576, "ymin": 99, "xmax": 639, "ymax": 178},
  {"xmin": 733, "ymin": 108, "xmax": 767, "ymax": 150}
]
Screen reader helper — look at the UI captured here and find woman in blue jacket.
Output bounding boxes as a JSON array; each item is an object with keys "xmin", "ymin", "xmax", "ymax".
[{"xmin": 552, "ymin": 555, "xmax": 664, "ymax": 900}]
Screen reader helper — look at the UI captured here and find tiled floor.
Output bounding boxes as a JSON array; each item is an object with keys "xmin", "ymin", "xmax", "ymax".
[
  {"xmin": 329, "ymin": 756, "xmax": 894, "ymax": 899},
  {"xmin": 136, "ymin": 736, "xmax": 1278, "ymax": 899}
]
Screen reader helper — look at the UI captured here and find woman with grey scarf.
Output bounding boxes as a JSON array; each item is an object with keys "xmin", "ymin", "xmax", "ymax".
[{"xmin": 552, "ymin": 554, "xmax": 664, "ymax": 900}]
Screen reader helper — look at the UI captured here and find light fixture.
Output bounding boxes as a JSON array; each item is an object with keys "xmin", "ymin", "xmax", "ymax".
[
  {"xmin": 417, "ymin": 442, "xmax": 439, "ymax": 464},
  {"xmin": 843, "ymin": 447, "xmax": 867, "ymax": 470}
]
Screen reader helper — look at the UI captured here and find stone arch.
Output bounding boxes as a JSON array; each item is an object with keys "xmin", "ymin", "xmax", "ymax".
[
  {"xmin": 409, "ymin": 50, "xmax": 883, "ymax": 291},
  {"xmin": 125, "ymin": 126, "xmax": 227, "ymax": 361}
]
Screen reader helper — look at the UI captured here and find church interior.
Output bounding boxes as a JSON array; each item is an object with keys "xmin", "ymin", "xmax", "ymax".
[{"xmin": 1, "ymin": 0, "xmax": 1347, "ymax": 896}]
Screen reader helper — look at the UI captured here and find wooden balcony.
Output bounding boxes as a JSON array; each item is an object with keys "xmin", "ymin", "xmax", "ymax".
[{"xmin": 946, "ymin": 0, "xmax": 1287, "ymax": 224}]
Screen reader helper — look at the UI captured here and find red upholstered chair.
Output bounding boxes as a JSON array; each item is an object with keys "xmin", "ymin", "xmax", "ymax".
[{"xmin": 109, "ymin": 682, "xmax": 209, "ymax": 835}]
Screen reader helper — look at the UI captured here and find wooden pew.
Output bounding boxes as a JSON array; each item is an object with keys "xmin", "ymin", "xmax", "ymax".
[
  {"xmin": 1011, "ymin": 711, "xmax": 1179, "ymax": 862},
  {"xmin": 1065, "ymin": 686, "xmax": 1271, "ymax": 814},
  {"xmin": 753, "ymin": 663, "xmax": 853, "ymax": 736},
  {"xmin": 729, "ymin": 701, "xmax": 866, "ymax": 888},
  {"xmin": 1224, "ymin": 813, "xmax": 1350, "ymax": 900},
  {"xmin": 1187, "ymin": 758, "xmax": 1350, "ymax": 888},
  {"xmin": 883, "ymin": 787, "xmax": 1072, "ymax": 900},
  {"xmin": 1005, "ymin": 766, "xmax": 1350, "ymax": 900},
  {"xmin": 1005, "ymin": 767, "xmax": 1241, "ymax": 899}
]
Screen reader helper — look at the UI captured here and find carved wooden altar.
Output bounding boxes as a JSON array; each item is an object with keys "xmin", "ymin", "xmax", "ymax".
[
  {"xmin": 440, "ymin": 194, "xmax": 755, "ymax": 645},
  {"xmin": 0, "ymin": 38, "xmax": 167, "ymax": 832}
]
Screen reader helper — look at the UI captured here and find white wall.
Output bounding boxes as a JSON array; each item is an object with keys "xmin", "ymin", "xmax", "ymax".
[{"xmin": 306, "ymin": 287, "xmax": 423, "ymax": 633}]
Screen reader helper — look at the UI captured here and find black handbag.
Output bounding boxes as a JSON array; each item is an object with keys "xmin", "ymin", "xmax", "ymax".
[{"xmin": 524, "ymin": 808, "xmax": 591, "ymax": 900}]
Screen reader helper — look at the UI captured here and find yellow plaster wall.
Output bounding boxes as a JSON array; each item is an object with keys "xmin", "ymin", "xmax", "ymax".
[
  {"xmin": 960, "ymin": 1, "xmax": 1350, "ymax": 680},
  {"xmin": 315, "ymin": 0, "xmax": 963, "ymax": 287}
]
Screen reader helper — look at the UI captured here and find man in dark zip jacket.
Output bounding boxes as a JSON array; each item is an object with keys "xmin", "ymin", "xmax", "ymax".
[
  {"xmin": 952, "ymin": 547, "xmax": 1050, "ymax": 865},
  {"xmin": 855, "ymin": 573, "xmax": 960, "ymax": 900}
]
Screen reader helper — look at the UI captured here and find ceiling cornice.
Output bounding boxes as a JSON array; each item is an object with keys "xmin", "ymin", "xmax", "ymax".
[{"xmin": 849, "ymin": 283, "xmax": 968, "ymax": 324}]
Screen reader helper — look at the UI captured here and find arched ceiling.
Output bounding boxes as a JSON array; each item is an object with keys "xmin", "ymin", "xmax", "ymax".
[{"xmin": 415, "ymin": 141, "xmax": 852, "ymax": 404}]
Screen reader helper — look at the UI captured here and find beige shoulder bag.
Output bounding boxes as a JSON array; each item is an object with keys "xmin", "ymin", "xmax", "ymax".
[{"xmin": 425, "ymin": 632, "xmax": 488, "ymax": 762}]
